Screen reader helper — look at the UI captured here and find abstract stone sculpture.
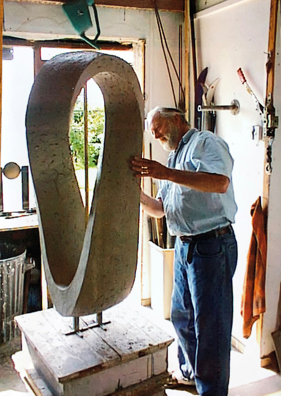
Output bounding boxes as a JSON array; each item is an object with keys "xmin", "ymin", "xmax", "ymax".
[{"xmin": 26, "ymin": 52, "xmax": 143, "ymax": 317}]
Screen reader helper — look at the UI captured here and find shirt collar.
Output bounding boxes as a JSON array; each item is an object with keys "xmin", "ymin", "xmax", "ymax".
[
  {"xmin": 167, "ymin": 128, "xmax": 198, "ymax": 166},
  {"xmin": 182, "ymin": 128, "xmax": 198, "ymax": 144},
  {"xmin": 175, "ymin": 128, "xmax": 198, "ymax": 153}
]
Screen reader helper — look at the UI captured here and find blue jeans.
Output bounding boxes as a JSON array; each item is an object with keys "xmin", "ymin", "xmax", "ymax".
[{"xmin": 171, "ymin": 229, "xmax": 237, "ymax": 396}]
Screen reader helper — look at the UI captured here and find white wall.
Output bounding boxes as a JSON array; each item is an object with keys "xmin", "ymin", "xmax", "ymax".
[
  {"xmin": 194, "ymin": 0, "xmax": 281, "ymax": 357},
  {"xmin": 3, "ymin": 1, "xmax": 184, "ymax": 301}
]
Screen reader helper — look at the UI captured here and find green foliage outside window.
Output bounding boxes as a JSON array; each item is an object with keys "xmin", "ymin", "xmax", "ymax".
[{"xmin": 69, "ymin": 95, "xmax": 105, "ymax": 170}]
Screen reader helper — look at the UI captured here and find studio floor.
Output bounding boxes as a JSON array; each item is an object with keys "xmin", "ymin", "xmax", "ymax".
[{"xmin": 1, "ymin": 303, "xmax": 281, "ymax": 396}]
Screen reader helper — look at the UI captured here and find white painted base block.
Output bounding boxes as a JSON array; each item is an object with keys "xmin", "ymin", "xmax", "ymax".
[{"xmin": 15, "ymin": 301, "xmax": 174, "ymax": 396}]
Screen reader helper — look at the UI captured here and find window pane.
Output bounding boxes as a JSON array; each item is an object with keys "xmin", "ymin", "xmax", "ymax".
[{"xmin": 2, "ymin": 47, "xmax": 35, "ymax": 212}]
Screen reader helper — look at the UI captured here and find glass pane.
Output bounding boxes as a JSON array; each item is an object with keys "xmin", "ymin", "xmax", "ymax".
[
  {"xmin": 69, "ymin": 83, "xmax": 105, "ymax": 207},
  {"xmin": 2, "ymin": 47, "xmax": 35, "ymax": 212}
]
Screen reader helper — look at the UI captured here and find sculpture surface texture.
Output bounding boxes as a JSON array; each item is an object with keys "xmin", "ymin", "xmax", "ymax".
[{"xmin": 26, "ymin": 52, "xmax": 144, "ymax": 316}]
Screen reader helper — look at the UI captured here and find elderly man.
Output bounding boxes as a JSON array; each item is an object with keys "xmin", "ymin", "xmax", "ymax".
[{"xmin": 131, "ymin": 107, "xmax": 238, "ymax": 396}]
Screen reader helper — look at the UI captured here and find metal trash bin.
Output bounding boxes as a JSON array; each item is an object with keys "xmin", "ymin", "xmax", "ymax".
[{"xmin": 0, "ymin": 243, "xmax": 34, "ymax": 345}]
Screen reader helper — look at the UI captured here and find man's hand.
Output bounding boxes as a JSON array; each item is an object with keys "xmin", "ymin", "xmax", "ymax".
[
  {"xmin": 130, "ymin": 156, "xmax": 229, "ymax": 193},
  {"xmin": 139, "ymin": 189, "xmax": 165, "ymax": 218},
  {"xmin": 130, "ymin": 156, "xmax": 169, "ymax": 179}
]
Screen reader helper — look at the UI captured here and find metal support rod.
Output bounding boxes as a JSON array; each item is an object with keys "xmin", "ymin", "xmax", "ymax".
[
  {"xmin": 73, "ymin": 316, "xmax": 80, "ymax": 332},
  {"xmin": 84, "ymin": 84, "xmax": 89, "ymax": 225},
  {"xmin": 198, "ymin": 99, "xmax": 240, "ymax": 115},
  {"xmin": 199, "ymin": 105, "xmax": 234, "ymax": 111},
  {"xmin": 97, "ymin": 311, "xmax": 103, "ymax": 325}
]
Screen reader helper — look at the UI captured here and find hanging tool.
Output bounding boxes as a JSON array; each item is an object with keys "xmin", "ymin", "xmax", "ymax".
[
  {"xmin": 237, "ymin": 68, "xmax": 264, "ymax": 117},
  {"xmin": 237, "ymin": 66, "xmax": 279, "ymax": 138},
  {"xmin": 205, "ymin": 78, "xmax": 219, "ymax": 132},
  {"xmin": 195, "ymin": 67, "xmax": 208, "ymax": 130},
  {"xmin": 237, "ymin": 0, "xmax": 279, "ymax": 179},
  {"xmin": 196, "ymin": 70, "xmax": 222, "ymax": 132},
  {"xmin": 62, "ymin": 0, "xmax": 100, "ymax": 49},
  {"xmin": 201, "ymin": 77, "xmax": 219, "ymax": 132},
  {"xmin": 237, "ymin": 66, "xmax": 278, "ymax": 175}
]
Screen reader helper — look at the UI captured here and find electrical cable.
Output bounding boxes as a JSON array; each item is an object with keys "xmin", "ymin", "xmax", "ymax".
[
  {"xmin": 154, "ymin": 5, "xmax": 176, "ymax": 106},
  {"xmin": 153, "ymin": 0, "xmax": 185, "ymax": 110},
  {"xmin": 154, "ymin": 4, "xmax": 185, "ymax": 103}
]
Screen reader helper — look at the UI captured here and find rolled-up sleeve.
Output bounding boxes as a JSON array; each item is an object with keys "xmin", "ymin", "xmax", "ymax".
[{"xmin": 189, "ymin": 135, "xmax": 233, "ymax": 178}]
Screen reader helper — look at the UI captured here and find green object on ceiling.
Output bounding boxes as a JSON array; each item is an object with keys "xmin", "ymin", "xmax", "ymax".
[{"xmin": 62, "ymin": 0, "xmax": 100, "ymax": 49}]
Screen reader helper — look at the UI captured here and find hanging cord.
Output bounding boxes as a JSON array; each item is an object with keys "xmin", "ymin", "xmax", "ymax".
[{"xmin": 153, "ymin": 0, "xmax": 185, "ymax": 110}]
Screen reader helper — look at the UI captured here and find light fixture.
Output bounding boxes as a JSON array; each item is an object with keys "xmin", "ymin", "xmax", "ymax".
[{"xmin": 2, "ymin": 162, "xmax": 21, "ymax": 179}]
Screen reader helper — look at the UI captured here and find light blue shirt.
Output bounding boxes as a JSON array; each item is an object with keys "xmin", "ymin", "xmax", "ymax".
[{"xmin": 157, "ymin": 128, "xmax": 237, "ymax": 236}]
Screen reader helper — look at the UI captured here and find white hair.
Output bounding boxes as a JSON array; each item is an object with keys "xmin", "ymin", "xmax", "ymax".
[{"xmin": 147, "ymin": 106, "xmax": 188, "ymax": 127}]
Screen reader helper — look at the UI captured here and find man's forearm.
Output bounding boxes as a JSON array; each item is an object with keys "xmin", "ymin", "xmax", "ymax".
[
  {"xmin": 140, "ymin": 190, "xmax": 165, "ymax": 218},
  {"xmin": 131, "ymin": 157, "xmax": 229, "ymax": 193},
  {"xmin": 165, "ymin": 168, "xmax": 229, "ymax": 193}
]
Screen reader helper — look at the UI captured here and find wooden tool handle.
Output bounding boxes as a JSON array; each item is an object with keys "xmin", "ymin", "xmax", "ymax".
[{"xmin": 237, "ymin": 68, "xmax": 246, "ymax": 84}]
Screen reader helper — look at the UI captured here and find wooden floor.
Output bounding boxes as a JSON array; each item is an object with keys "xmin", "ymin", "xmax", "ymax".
[{"xmin": 1, "ymin": 302, "xmax": 281, "ymax": 396}]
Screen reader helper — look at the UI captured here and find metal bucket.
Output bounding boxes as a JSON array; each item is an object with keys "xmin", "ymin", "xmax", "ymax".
[{"xmin": 0, "ymin": 243, "xmax": 34, "ymax": 345}]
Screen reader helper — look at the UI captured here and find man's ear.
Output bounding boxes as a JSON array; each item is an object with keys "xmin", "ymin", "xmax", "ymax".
[{"xmin": 174, "ymin": 113, "xmax": 182, "ymax": 127}]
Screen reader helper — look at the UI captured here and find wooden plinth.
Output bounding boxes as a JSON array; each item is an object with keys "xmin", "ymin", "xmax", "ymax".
[{"xmin": 15, "ymin": 301, "xmax": 174, "ymax": 396}]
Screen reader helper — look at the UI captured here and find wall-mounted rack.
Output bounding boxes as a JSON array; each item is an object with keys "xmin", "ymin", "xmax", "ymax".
[{"xmin": 198, "ymin": 99, "xmax": 240, "ymax": 115}]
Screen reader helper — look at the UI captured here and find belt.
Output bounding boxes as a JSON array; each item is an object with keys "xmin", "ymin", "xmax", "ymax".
[
  {"xmin": 180, "ymin": 225, "xmax": 233, "ymax": 264},
  {"xmin": 180, "ymin": 225, "xmax": 232, "ymax": 243}
]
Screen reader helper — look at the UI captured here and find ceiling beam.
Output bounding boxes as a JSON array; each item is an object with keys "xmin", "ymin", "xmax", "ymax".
[
  {"xmin": 94, "ymin": 0, "xmax": 184, "ymax": 12},
  {"xmin": 3, "ymin": 36, "xmax": 133, "ymax": 50},
  {"xmin": 6, "ymin": 0, "xmax": 184, "ymax": 12}
]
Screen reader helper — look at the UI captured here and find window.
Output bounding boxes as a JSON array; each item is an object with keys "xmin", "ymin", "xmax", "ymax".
[{"xmin": 1, "ymin": 43, "xmax": 137, "ymax": 212}]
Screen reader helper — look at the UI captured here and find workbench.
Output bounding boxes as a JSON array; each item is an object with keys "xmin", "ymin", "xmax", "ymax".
[{"xmin": 0, "ymin": 212, "xmax": 38, "ymax": 232}]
